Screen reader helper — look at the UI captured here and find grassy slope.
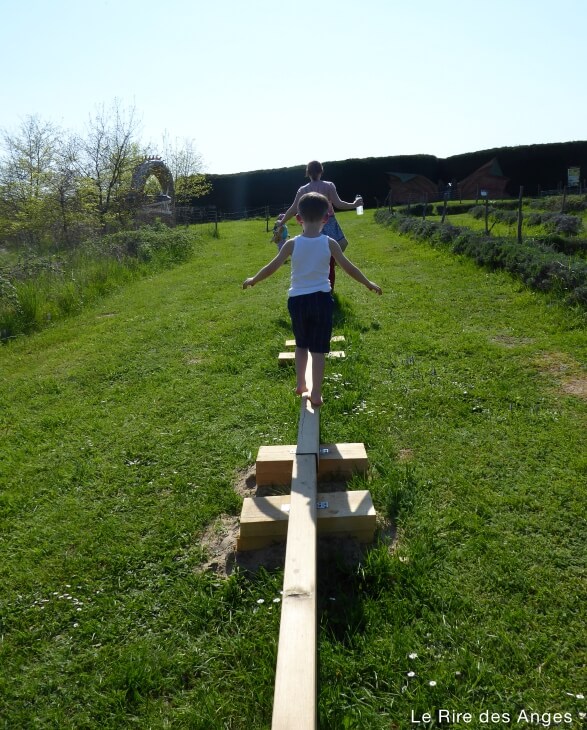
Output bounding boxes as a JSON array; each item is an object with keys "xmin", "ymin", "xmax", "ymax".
[{"xmin": 0, "ymin": 212, "xmax": 585, "ymax": 728}]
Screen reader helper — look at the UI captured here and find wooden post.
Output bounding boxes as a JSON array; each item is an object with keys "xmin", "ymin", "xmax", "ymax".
[
  {"xmin": 272, "ymin": 357, "xmax": 319, "ymax": 730},
  {"xmin": 271, "ymin": 451, "xmax": 317, "ymax": 729},
  {"xmin": 517, "ymin": 186, "xmax": 524, "ymax": 244},
  {"xmin": 484, "ymin": 197, "xmax": 489, "ymax": 234}
]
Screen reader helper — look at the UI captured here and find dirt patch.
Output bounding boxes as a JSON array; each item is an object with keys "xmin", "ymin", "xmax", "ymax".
[
  {"xmin": 398, "ymin": 448, "xmax": 414, "ymax": 462},
  {"xmin": 198, "ymin": 465, "xmax": 395, "ymax": 576},
  {"xmin": 534, "ymin": 351, "xmax": 587, "ymax": 401},
  {"xmin": 560, "ymin": 378, "xmax": 587, "ymax": 399}
]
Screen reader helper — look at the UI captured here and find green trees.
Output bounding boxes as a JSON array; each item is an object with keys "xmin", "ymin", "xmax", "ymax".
[
  {"xmin": 160, "ymin": 133, "xmax": 211, "ymax": 205},
  {"xmin": 0, "ymin": 115, "xmax": 63, "ymax": 246},
  {"xmin": 80, "ymin": 101, "xmax": 143, "ymax": 231},
  {"xmin": 0, "ymin": 101, "xmax": 209, "ymax": 250}
]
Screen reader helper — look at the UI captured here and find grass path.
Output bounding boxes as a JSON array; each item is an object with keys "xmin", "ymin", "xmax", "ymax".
[{"xmin": 1, "ymin": 212, "xmax": 585, "ymax": 728}]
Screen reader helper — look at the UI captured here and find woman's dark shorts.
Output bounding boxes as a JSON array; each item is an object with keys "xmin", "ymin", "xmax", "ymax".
[{"xmin": 287, "ymin": 291, "xmax": 333, "ymax": 353}]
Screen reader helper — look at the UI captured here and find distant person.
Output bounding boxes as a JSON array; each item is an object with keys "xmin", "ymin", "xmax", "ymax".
[
  {"xmin": 270, "ymin": 220, "xmax": 288, "ymax": 252},
  {"xmin": 243, "ymin": 192, "xmax": 381, "ymax": 407},
  {"xmin": 275, "ymin": 160, "xmax": 362, "ymax": 291}
]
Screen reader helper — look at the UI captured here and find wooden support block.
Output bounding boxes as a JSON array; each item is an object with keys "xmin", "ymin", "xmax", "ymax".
[
  {"xmin": 256, "ymin": 443, "xmax": 368, "ymax": 487},
  {"xmin": 272, "ymin": 455, "xmax": 317, "ymax": 728},
  {"xmin": 237, "ymin": 529, "xmax": 375, "ymax": 552},
  {"xmin": 278, "ymin": 350, "xmax": 345, "ymax": 363},
  {"xmin": 237, "ymin": 490, "xmax": 377, "ymax": 551},
  {"xmin": 285, "ymin": 335, "xmax": 345, "ymax": 347}
]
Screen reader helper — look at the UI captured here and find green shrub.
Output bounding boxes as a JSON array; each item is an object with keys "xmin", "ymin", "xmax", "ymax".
[
  {"xmin": 469, "ymin": 205, "xmax": 487, "ymax": 220},
  {"xmin": 374, "ymin": 209, "xmax": 587, "ymax": 307},
  {"xmin": 434, "ymin": 203, "xmax": 475, "ymax": 216},
  {"xmin": 493, "ymin": 210, "xmax": 518, "ymax": 225},
  {"xmin": 396, "ymin": 203, "xmax": 434, "ymax": 217},
  {"xmin": 529, "ymin": 194, "xmax": 587, "ymax": 213},
  {"xmin": 533, "ymin": 234, "xmax": 587, "ymax": 257},
  {"xmin": 1, "ymin": 225, "xmax": 200, "ymax": 341},
  {"xmin": 0, "ymin": 275, "xmax": 23, "ymax": 339},
  {"xmin": 100, "ymin": 225, "xmax": 196, "ymax": 265},
  {"xmin": 544, "ymin": 214, "xmax": 582, "ymax": 236}
]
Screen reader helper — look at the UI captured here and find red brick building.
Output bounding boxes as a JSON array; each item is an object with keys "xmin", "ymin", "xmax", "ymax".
[
  {"xmin": 387, "ymin": 158, "xmax": 509, "ymax": 203},
  {"xmin": 457, "ymin": 158, "xmax": 509, "ymax": 199},
  {"xmin": 386, "ymin": 172, "xmax": 439, "ymax": 204}
]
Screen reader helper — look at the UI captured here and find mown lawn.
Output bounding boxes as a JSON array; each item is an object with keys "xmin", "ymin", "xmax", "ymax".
[{"xmin": 1, "ymin": 212, "xmax": 585, "ymax": 728}]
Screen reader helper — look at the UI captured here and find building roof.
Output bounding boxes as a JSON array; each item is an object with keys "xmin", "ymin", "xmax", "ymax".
[{"xmin": 387, "ymin": 172, "xmax": 421, "ymax": 183}]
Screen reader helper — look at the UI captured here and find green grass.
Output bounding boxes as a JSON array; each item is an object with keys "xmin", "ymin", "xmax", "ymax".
[
  {"xmin": 436, "ymin": 196, "xmax": 587, "ymax": 240},
  {"xmin": 1, "ymin": 212, "xmax": 586, "ymax": 728},
  {"xmin": 0, "ymin": 224, "xmax": 200, "ymax": 339}
]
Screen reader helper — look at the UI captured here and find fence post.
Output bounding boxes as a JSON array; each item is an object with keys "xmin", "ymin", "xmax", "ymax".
[
  {"xmin": 517, "ymin": 186, "xmax": 524, "ymax": 244},
  {"xmin": 484, "ymin": 197, "xmax": 489, "ymax": 234}
]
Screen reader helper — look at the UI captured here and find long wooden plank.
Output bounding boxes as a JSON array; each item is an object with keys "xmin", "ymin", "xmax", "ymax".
[
  {"xmin": 272, "ymin": 349, "xmax": 319, "ymax": 729},
  {"xmin": 272, "ymin": 452, "xmax": 317, "ymax": 729},
  {"xmin": 294, "ymin": 352, "xmax": 319, "ymax": 459},
  {"xmin": 296, "ymin": 397, "xmax": 320, "ymax": 457}
]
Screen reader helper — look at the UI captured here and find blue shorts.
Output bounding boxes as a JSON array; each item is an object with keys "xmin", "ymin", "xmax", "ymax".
[
  {"xmin": 322, "ymin": 215, "xmax": 344, "ymax": 242},
  {"xmin": 287, "ymin": 291, "xmax": 333, "ymax": 353}
]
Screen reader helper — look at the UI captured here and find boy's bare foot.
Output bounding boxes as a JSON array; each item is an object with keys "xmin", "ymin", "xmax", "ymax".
[
  {"xmin": 295, "ymin": 384, "xmax": 308, "ymax": 396},
  {"xmin": 309, "ymin": 395, "xmax": 323, "ymax": 407}
]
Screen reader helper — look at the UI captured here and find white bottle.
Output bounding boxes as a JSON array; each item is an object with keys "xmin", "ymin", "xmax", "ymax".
[{"xmin": 356, "ymin": 194, "xmax": 364, "ymax": 215}]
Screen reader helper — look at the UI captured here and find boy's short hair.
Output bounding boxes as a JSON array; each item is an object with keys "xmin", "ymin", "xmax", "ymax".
[
  {"xmin": 306, "ymin": 160, "xmax": 323, "ymax": 180},
  {"xmin": 298, "ymin": 192, "xmax": 329, "ymax": 222}
]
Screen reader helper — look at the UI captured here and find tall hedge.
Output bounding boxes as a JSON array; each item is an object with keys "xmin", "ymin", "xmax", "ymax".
[{"xmin": 195, "ymin": 142, "xmax": 587, "ymax": 214}]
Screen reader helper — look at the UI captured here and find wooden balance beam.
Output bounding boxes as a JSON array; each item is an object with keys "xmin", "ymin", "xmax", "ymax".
[
  {"xmin": 236, "ymin": 338, "xmax": 377, "ymax": 728},
  {"xmin": 272, "ymin": 357, "xmax": 320, "ymax": 730}
]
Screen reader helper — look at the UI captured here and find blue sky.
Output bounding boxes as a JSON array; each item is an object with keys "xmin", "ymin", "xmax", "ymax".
[{"xmin": 1, "ymin": 0, "xmax": 585, "ymax": 174}]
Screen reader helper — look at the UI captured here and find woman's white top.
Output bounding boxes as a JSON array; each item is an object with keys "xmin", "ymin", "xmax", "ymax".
[{"xmin": 288, "ymin": 234, "xmax": 332, "ymax": 297}]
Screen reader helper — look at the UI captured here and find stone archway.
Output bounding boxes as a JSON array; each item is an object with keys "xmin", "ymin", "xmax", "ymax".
[{"xmin": 129, "ymin": 157, "xmax": 175, "ymax": 220}]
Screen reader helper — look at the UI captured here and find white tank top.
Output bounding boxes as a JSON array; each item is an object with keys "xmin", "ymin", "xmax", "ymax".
[{"xmin": 288, "ymin": 234, "xmax": 332, "ymax": 297}]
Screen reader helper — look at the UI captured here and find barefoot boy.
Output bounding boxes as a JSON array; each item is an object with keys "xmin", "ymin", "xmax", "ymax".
[{"xmin": 243, "ymin": 192, "xmax": 382, "ymax": 406}]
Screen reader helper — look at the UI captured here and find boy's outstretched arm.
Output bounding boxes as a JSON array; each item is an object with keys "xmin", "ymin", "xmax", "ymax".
[
  {"xmin": 243, "ymin": 240, "xmax": 294, "ymax": 289},
  {"xmin": 329, "ymin": 240, "xmax": 382, "ymax": 294}
]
